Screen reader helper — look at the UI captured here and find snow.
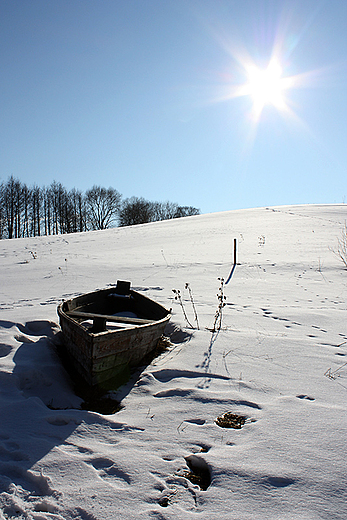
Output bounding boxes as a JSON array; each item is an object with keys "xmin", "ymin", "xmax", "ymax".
[{"xmin": 0, "ymin": 204, "xmax": 346, "ymax": 519}]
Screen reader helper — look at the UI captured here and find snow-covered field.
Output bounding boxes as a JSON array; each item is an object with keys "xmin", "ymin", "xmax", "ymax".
[{"xmin": 0, "ymin": 204, "xmax": 346, "ymax": 520}]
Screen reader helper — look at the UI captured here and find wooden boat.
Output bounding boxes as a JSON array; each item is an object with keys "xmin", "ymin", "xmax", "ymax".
[{"xmin": 57, "ymin": 281, "xmax": 171, "ymax": 389}]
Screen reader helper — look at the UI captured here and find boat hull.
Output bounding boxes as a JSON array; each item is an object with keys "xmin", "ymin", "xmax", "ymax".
[{"xmin": 57, "ymin": 282, "xmax": 171, "ymax": 389}]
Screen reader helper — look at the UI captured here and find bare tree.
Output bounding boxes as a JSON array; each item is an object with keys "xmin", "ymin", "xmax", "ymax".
[
  {"xmin": 119, "ymin": 198, "xmax": 200, "ymax": 227},
  {"xmin": 70, "ymin": 188, "xmax": 87, "ymax": 233},
  {"xmin": 13, "ymin": 179, "xmax": 24, "ymax": 238},
  {"xmin": 22, "ymin": 184, "xmax": 31, "ymax": 237},
  {"xmin": 118, "ymin": 197, "xmax": 153, "ymax": 226},
  {"xmin": 43, "ymin": 186, "xmax": 52, "ymax": 236},
  {"xmin": 0, "ymin": 177, "xmax": 29, "ymax": 238},
  {"xmin": 0, "ymin": 181, "xmax": 4, "ymax": 239},
  {"xmin": 174, "ymin": 206, "xmax": 200, "ymax": 218},
  {"xmin": 2, "ymin": 176, "xmax": 19, "ymax": 238},
  {"xmin": 85, "ymin": 186, "xmax": 122, "ymax": 230},
  {"xmin": 151, "ymin": 201, "xmax": 179, "ymax": 221},
  {"xmin": 30, "ymin": 185, "xmax": 42, "ymax": 237},
  {"xmin": 48, "ymin": 181, "xmax": 68, "ymax": 234},
  {"xmin": 0, "ymin": 175, "xmax": 200, "ymax": 238}
]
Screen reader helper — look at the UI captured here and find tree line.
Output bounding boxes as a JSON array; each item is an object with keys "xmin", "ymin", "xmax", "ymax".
[{"xmin": 0, "ymin": 176, "xmax": 200, "ymax": 239}]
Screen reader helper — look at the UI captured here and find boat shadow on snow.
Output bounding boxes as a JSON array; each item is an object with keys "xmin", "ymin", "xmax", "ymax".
[
  {"xmin": 11, "ymin": 318, "xmax": 192, "ymax": 415},
  {"xmin": 0, "ymin": 317, "xmax": 191, "ymax": 497}
]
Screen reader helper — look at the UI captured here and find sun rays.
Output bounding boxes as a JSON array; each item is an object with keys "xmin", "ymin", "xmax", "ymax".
[
  {"xmin": 239, "ymin": 58, "xmax": 292, "ymax": 119},
  {"xmin": 204, "ymin": 11, "xmax": 322, "ymax": 131},
  {"xmin": 224, "ymin": 52, "xmax": 307, "ymax": 126}
]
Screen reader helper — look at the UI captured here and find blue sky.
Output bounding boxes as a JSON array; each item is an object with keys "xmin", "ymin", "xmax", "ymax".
[{"xmin": 1, "ymin": 0, "xmax": 346, "ymax": 214}]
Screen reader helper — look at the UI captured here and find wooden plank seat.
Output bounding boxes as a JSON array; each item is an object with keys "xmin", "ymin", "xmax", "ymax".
[{"xmin": 66, "ymin": 310, "xmax": 155, "ymax": 326}]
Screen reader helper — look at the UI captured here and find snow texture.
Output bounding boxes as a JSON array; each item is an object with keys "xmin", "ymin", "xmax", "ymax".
[{"xmin": 0, "ymin": 204, "xmax": 346, "ymax": 519}]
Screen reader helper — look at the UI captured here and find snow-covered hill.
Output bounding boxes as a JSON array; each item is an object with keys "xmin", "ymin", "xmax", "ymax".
[{"xmin": 0, "ymin": 204, "xmax": 346, "ymax": 519}]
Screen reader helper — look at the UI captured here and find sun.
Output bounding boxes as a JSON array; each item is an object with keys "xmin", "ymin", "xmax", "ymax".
[
  {"xmin": 246, "ymin": 60, "xmax": 285, "ymax": 109},
  {"xmin": 211, "ymin": 43, "xmax": 320, "ymax": 133},
  {"xmin": 240, "ymin": 58, "xmax": 291, "ymax": 119}
]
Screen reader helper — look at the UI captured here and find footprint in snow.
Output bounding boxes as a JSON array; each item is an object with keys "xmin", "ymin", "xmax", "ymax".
[
  {"xmin": 0, "ymin": 440, "xmax": 29, "ymax": 462},
  {"xmin": 89, "ymin": 457, "xmax": 132, "ymax": 487},
  {"xmin": 296, "ymin": 395, "xmax": 315, "ymax": 401},
  {"xmin": 0, "ymin": 344, "xmax": 12, "ymax": 357},
  {"xmin": 46, "ymin": 415, "xmax": 81, "ymax": 426},
  {"xmin": 184, "ymin": 418, "xmax": 206, "ymax": 426},
  {"xmin": 60, "ymin": 442, "xmax": 93, "ymax": 456},
  {"xmin": 263, "ymin": 476, "xmax": 295, "ymax": 488},
  {"xmin": 191, "ymin": 443, "xmax": 211, "ymax": 453}
]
